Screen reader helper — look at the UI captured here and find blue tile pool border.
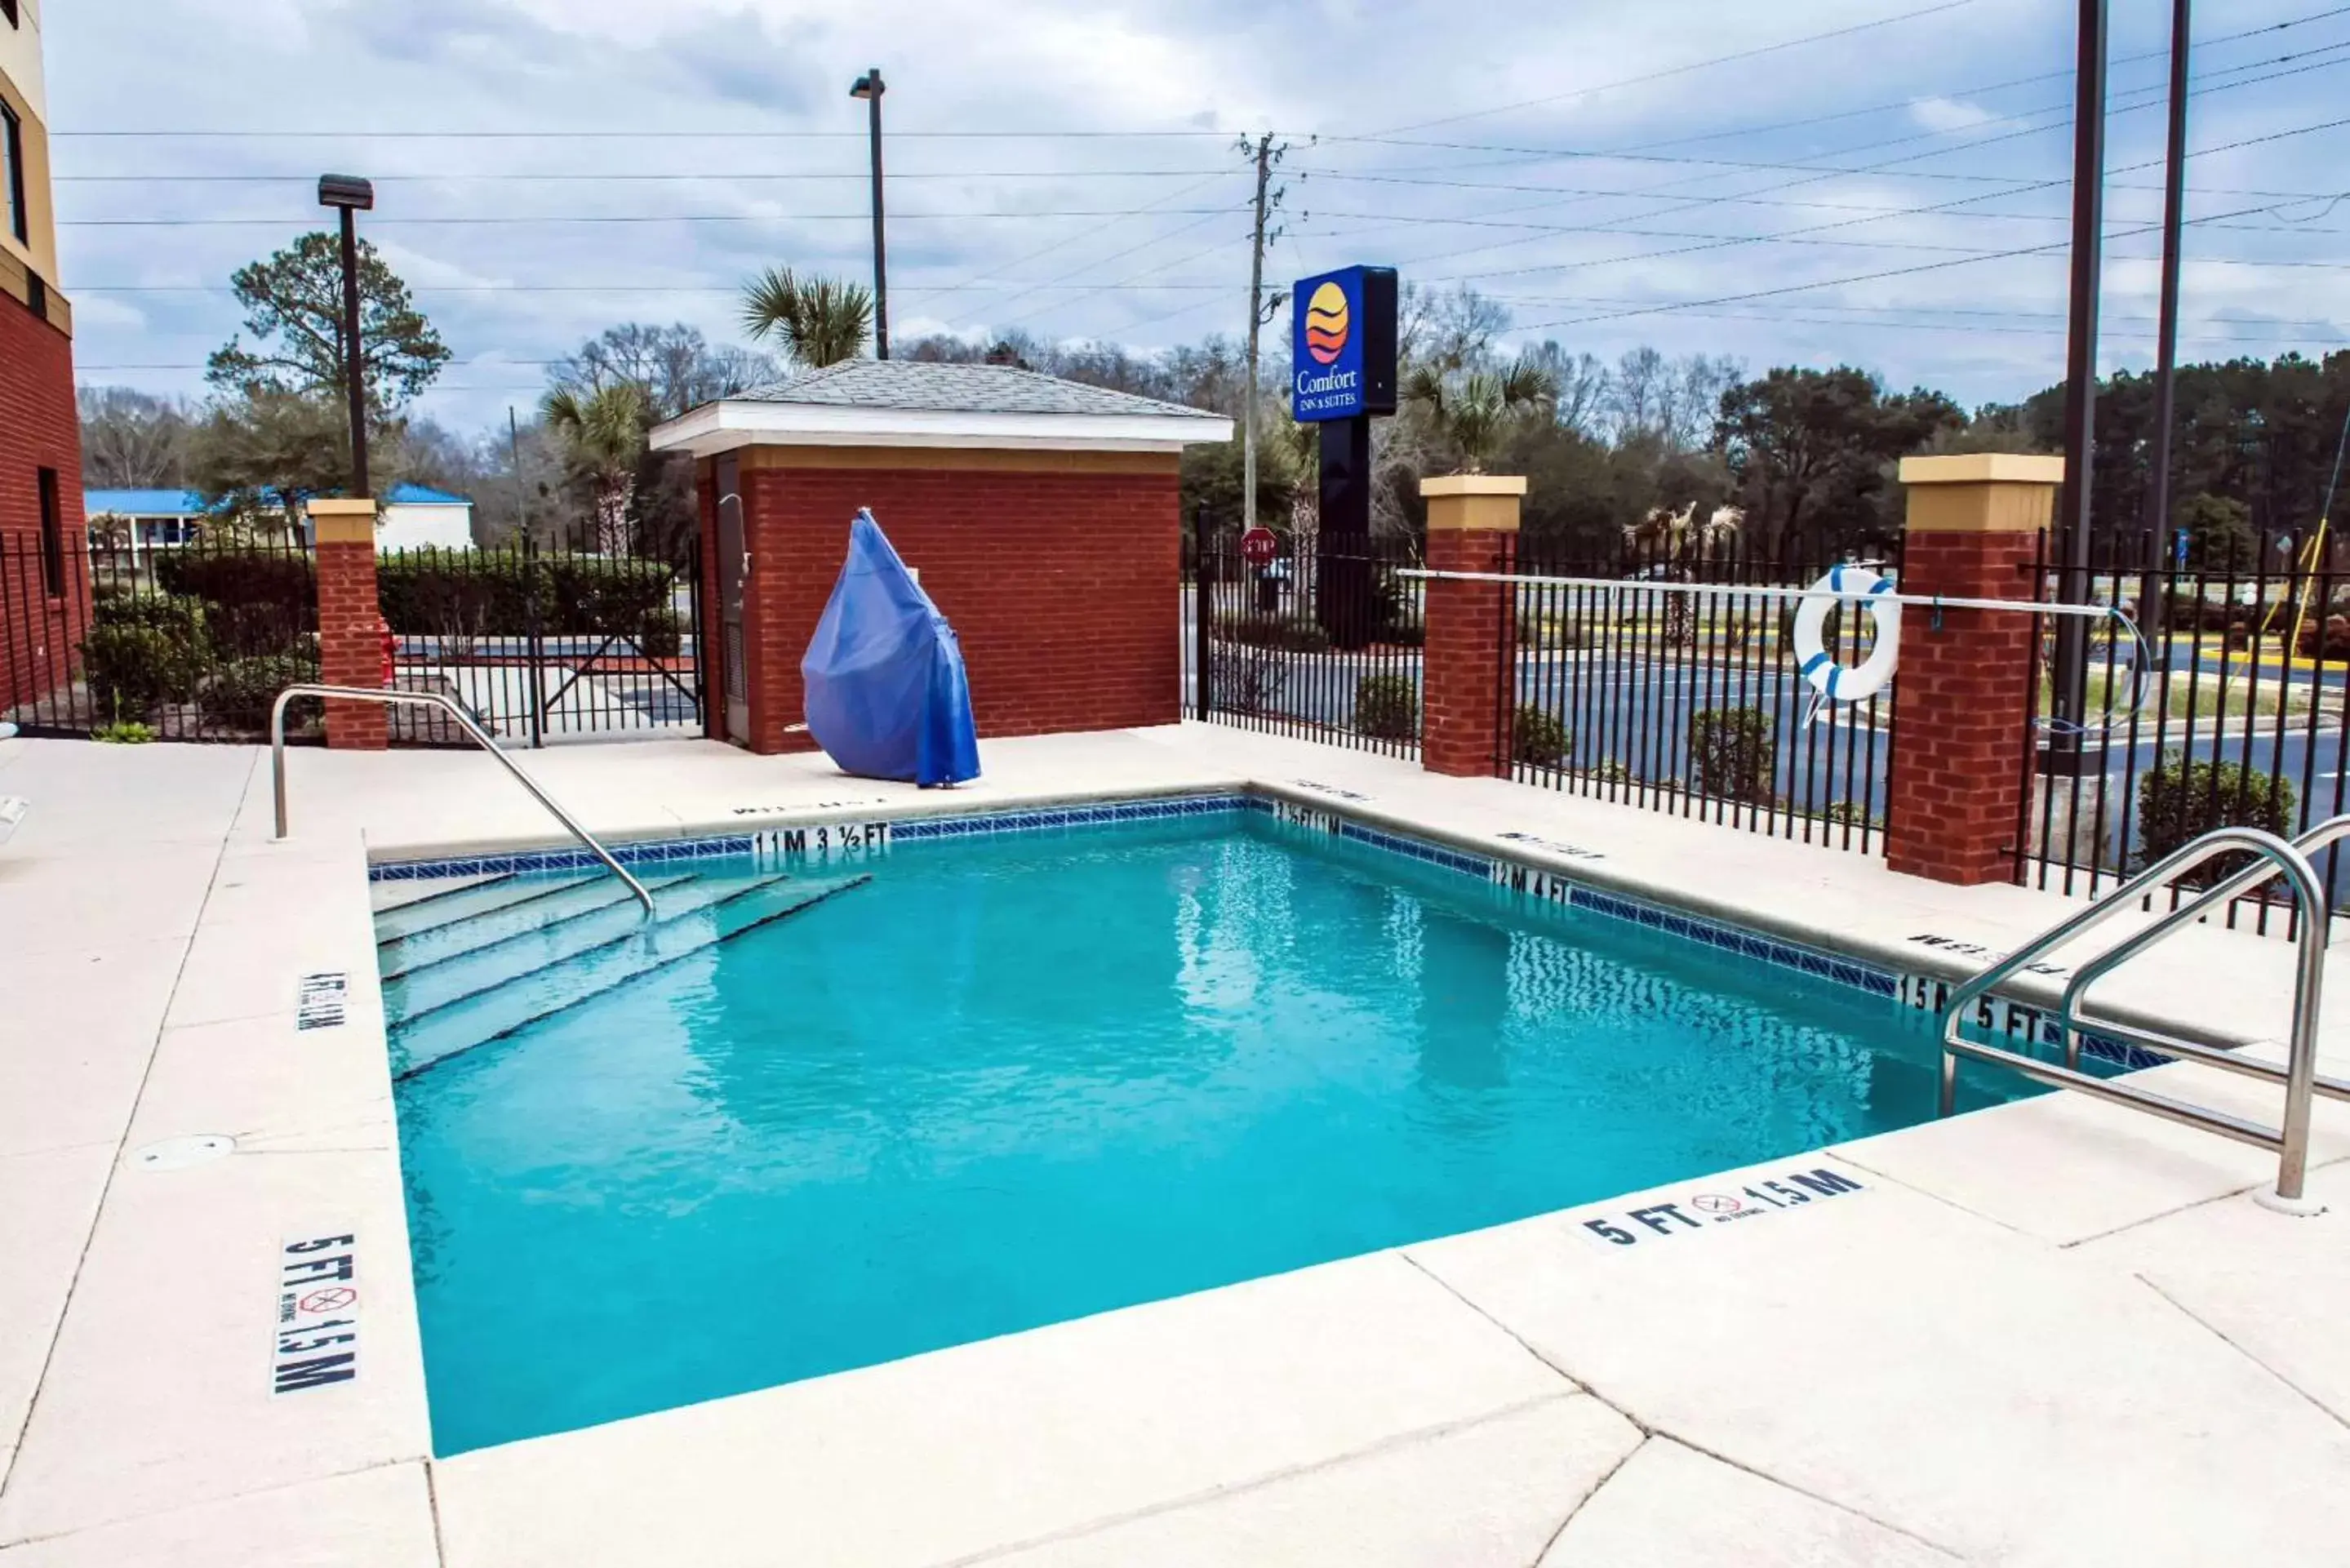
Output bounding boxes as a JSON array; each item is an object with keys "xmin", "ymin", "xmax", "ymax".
[{"xmin": 368, "ymin": 788, "xmax": 2160, "ymax": 1070}]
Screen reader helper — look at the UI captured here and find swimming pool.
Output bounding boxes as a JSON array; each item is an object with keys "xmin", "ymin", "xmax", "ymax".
[{"xmin": 379, "ymin": 798, "xmax": 2041, "ymax": 1455}]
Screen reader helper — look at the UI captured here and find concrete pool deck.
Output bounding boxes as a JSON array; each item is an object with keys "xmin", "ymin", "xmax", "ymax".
[{"xmin": 1, "ymin": 722, "xmax": 2347, "ymax": 1564}]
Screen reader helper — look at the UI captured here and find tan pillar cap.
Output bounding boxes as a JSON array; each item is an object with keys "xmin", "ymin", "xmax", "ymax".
[
  {"xmin": 1897, "ymin": 454, "xmax": 2062, "ymax": 486},
  {"xmin": 1899, "ymin": 455, "xmax": 2060, "ymax": 535},
  {"xmin": 1420, "ymin": 473, "xmax": 1529, "ymax": 498},
  {"xmin": 308, "ymin": 497, "xmax": 379, "ymax": 544},
  {"xmin": 1422, "ymin": 473, "xmax": 1526, "ymax": 533}
]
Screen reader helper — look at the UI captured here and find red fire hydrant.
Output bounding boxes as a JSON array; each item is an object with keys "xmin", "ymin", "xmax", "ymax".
[{"xmin": 379, "ymin": 618, "xmax": 398, "ymax": 688}]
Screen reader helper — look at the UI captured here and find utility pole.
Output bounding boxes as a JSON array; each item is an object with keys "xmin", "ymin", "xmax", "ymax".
[
  {"xmin": 1240, "ymin": 133, "xmax": 1288, "ymax": 538},
  {"xmin": 2050, "ymin": 0, "xmax": 2108, "ymax": 774},
  {"xmin": 2140, "ymin": 0, "xmax": 2190, "ymax": 633}
]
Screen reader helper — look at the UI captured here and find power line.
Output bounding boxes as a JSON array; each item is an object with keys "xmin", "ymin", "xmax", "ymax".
[
  {"xmin": 53, "ymin": 167, "xmax": 1242, "ymax": 184},
  {"xmin": 1508, "ymin": 173, "xmax": 2350, "ymax": 334},
  {"xmin": 1398, "ymin": 75, "xmax": 2350, "ymax": 288},
  {"xmin": 58, "ymin": 206, "xmax": 1240, "ymax": 229},
  {"xmin": 1363, "ymin": 0, "xmax": 1980, "ymax": 137},
  {"xmin": 1612, "ymin": 3, "xmax": 2350, "ymax": 156},
  {"xmin": 54, "ymin": 127, "xmax": 1238, "ymax": 140}
]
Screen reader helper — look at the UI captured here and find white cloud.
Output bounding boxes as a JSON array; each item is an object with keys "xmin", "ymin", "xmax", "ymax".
[
  {"xmin": 38, "ymin": 0, "xmax": 2350, "ymax": 426},
  {"xmin": 1907, "ymin": 96, "xmax": 1997, "ymax": 134}
]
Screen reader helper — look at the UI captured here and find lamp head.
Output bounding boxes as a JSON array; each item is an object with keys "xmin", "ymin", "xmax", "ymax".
[
  {"xmin": 317, "ymin": 174, "xmax": 375, "ymax": 211},
  {"xmin": 851, "ymin": 68, "xmax": 884, "ymax": 100}
]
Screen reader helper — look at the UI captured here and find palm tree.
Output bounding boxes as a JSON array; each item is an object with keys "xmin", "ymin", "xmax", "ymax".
[
  {"xmin": 540, "ymin": 381, "xmax": 650, "ymax": 557},
  {"xmin": 1402, "ymin": 356, "xmax": 1557, "ymax": 473},
  {"xmin": 739, "ymin": 269, "xmax": 873, "ymax": 367}
]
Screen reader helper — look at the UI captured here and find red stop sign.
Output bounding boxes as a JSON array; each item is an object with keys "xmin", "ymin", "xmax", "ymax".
[{"xmin": 1240, "ymin": 527, "xmax": 1279, "ymax": 566}]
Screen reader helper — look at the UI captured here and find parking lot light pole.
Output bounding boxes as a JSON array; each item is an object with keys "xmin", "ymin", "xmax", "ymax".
[
  {"xmin": 851, "ymin": 69, "xmax": 889, "ymax": 359},
  {"xmin": 318, "ymin": 173, "xmax": 375, "ymax": 497}
]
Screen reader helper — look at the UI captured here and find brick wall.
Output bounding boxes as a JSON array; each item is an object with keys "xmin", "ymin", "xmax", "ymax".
[
  {"xmin": 1420, "ymin": 526, "xmax": 1517, "ymax": 777},
  {"xmin": 715, "ymin": 459, "xmax": 1182, "ymax": 754},
  {"xmin": 1884, "ymin": 529, "xmax": 2039, "ymax": 884},
  {"xmin": 315, "ymin": 536, "xmax": 389, "ymax": 750},
  {"xmin": 0, "ymin": 289, "xmax": 87, "ymax": 713}
]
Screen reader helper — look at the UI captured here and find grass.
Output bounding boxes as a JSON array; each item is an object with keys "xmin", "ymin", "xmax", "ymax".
[{"xmin": 2038, "ymin": 669, "xmax": 2333, "ymax": 726}]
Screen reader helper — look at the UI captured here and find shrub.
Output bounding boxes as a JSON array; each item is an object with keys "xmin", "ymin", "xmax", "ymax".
[
  {"xmin": 1353, "ymin": 673, "xmax": 1419, "ymax": 741},
  {"xmin": 92, "ymin": 591, "xmax": 206, "ymax": 640},
  {"xmin": 1210, "ymin": 643, "xmax": 1283, "ymax": 715},
  {"xmin": 1512, "ymin": 704, "xmax": 1570, "ymax": 769},
  {"xmin": 153, "ymin": 549, "xmax": 314, "ymax": 617},
  {"xmin": 375, "ymin": 552, "xmax": 678, "ymax": 638},
  {"xmin": 1370, "ymin": 568, "xmax": 1423, "ymax": 645},
  {"xmin": 2138, "ymin": 754, "xmax": 2295, "ymax": 887},
  {"xmin": 92, "ymin": 717, "xmax": 156, "ymax": 744},
  {"xmin": 205, "ymin": 652, "xmax": 322, "ymax": 733},
  {"xmin": 82, "ymin": 621, "xmax": 207, "ymax": 716},
  {"xmin": 638, "ymin": 607, "xmax": 684, "ymax": 660},
  {"xmin": 152, "ymin": 550, "xmax": 314, "ymax": 658},
  {"xmin": 1215, "ymin": 613, "xmax": 1330, "ymax": 652},
  {"xmin": 1689, "ymin": 706, "xmax": 1775, "ymax": 804}
]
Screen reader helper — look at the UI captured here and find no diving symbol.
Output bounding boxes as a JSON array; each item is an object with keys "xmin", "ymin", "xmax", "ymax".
[
  {"xmin": 298, "ymin": 1287, "xmax": 358, "ymax": 1315},
  {"xmin": 1690, "ymin": 1193, "xmax": 1743, "ymax": 1215}
]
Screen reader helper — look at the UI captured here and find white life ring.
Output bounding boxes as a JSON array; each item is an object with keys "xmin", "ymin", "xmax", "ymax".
[{"xmin": 1792, "ymin": 565, "xmax": 1901, "ymax": 702}]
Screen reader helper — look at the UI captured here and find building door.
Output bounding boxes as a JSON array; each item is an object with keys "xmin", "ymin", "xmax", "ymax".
[{"xmin": 714, "ymin": 454, "xmax": 751, "ymax": 744}]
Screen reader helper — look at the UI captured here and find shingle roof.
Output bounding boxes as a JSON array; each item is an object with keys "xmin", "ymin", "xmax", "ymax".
[{"xmin": 726, "ymin": 360, "xmax": 1224, "ymax": 421}]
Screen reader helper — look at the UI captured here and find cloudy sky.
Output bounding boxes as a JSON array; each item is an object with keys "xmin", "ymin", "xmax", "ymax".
[{"xmin": 42, "ymin": 0, "xmax": 2350, "ymax": 432}]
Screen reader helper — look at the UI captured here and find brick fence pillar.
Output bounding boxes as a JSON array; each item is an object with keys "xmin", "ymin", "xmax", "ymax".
[
  {"xmin": 1419, "ymin": 474, "xmax": 1524, "ymax": 777},
  {"xmin": 1884, "ymin": 454, "xmax": 2063, "ymax": 884},
  {"xmin": 309, "ymin": 498, "xmax": 389, "ymax": 751}
]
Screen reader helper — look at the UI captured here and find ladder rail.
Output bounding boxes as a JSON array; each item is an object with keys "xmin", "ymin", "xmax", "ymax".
[
  {"xmin": 269, "ymin": 684, "xmax": 655, "ymax": 916},
  {"xmin": 2057, "ymin": 813, "xmax": 2350, "ymax": 1070},
  {"xmin": 1937, "ymin": 825, "xmax": 2326, "ymax": 1206}
]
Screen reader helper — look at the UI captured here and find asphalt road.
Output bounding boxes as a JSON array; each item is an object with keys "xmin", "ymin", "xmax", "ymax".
[{"xmin": 1186, "ymin": 622, "xmax": 2350, "ymax": 884}]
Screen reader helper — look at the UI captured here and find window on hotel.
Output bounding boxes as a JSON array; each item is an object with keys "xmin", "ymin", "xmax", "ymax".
[
  {"xmin": 0, "ymin": 2, "xmax": 18, "ymax": 29},
  {"xmin": 1, "ymin": 99, "xmax": 24, "ymax": 245},
  {"xmin": 38, "ymin": 469, "xmax": 64, "ymax": 596}
]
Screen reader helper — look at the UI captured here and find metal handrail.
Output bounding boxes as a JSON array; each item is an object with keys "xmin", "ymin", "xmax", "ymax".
[
  {"xmin": 1938, "ymin": 825, "xmax": 2327, "ymax": 1208},
  {"xmin": 2056, "ymin": 816, "xmax": 2350, "ymax": 1102},
  {"xmin": 269, "ymin": 684, "xmax": 654, "ymax": 915}
]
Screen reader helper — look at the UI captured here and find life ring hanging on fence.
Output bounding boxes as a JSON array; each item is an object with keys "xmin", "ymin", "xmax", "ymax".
[{"xmin": 1792, "ymin": 565, "xmax": 1902, "ymax": 703}]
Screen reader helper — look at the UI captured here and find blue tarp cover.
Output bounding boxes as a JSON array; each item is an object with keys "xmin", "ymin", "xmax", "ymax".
[{"xmin": 800, "ymin": 510, "xmax": 980, "ymax": 787}]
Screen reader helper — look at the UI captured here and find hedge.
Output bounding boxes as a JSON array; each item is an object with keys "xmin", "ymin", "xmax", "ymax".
[
  {"xmin": 1689, "ymin": 706, "xmax": 1775, "ymax": 804},
  {"xmin": 375, "ymin": 552, "xmax": 677, "ymax": 640},
  {"xmin": 2138, "ymin": 754, "xmax": 2295, "ymax": 888},
  {"xmin": 1353, "ymin": 673, "xmax": 1419, "ymax": 741}
]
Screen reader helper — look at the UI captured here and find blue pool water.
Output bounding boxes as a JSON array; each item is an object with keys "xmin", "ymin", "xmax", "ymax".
[{"xmin": 385, "ymin": 810, "xmax": 2032, "ymax": 1454}]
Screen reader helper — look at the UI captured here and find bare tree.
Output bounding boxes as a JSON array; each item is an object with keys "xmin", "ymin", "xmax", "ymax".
[
  {"xmin": 79, "ymin": 387, "xmax": 196, "ymax": 488},
  {"xmin": 1399, "ymin": 282, "xmax": 1510, "ymax": 373},
  {"xmin": 1520, "ymin": 343, "xmax": 1612, "ymax": 436},
  {"xmin": 553, "ymin": 323, "xmax": 775, "ymax": 423}
]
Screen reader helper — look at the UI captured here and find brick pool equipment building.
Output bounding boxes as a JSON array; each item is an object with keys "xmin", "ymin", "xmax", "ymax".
[{"xmin": 651, "ymin": 362, "xmax": 1232, "ymax": 756}]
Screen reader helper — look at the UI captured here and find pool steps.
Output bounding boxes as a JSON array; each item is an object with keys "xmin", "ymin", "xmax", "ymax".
[
  {"xmin": 374, "ymin": 873, "xmax": 602, "ymax": 944},
  {"xmin": 390, "ymin": 873, "xmax": 790, "ymax": 1028},
  {"xmin": 380, "ymin": 873, "xmax": 702, "ymax": 982},
  {"xmin": 384, "ymin": 871, "xmax": 873, "ymax": 1082}
]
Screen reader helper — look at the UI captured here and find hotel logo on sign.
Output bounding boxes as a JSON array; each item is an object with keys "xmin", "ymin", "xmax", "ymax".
[{"xmin": 1290, "ymin": 265, "xmax": 1398, "ymax": 423}]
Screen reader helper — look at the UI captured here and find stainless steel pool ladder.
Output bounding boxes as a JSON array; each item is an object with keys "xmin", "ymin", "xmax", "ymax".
[
  {"xmin": 269, "ymin": 684, "xmax": 655, "ymax": 916},
  {"xmin": 1939, "ymin": 818, "xmax": 2350, "ymax": 1210}
]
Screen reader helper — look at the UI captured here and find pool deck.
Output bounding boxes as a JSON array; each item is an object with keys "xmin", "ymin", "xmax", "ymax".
[{"xmin": 2, "ymin": 722, "xmax": 2348, "ymax": 1565}]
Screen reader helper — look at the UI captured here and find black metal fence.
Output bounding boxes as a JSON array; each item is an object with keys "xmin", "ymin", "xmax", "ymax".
[
  {"xmin": 2, "ymin": 528, "xmax": 703, "ymax": 749},
  {"xmin": 2018, "ymin": 528, "xmax": 2350, "ymax": 934},
  {"xmin": 1187, "ymin": 511, "xmax": 1426, "ymax": 757},
  {"xmin": 2, "ymin": 529, "xmax": 323, "ymax": 744},
  {"xmin": 379, "ymin": 538, "xmax": 703, "ymax": 747},
  {"xmin": 1507, "ymin": 535, "xmax": 1899, "ymax": 854}
]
